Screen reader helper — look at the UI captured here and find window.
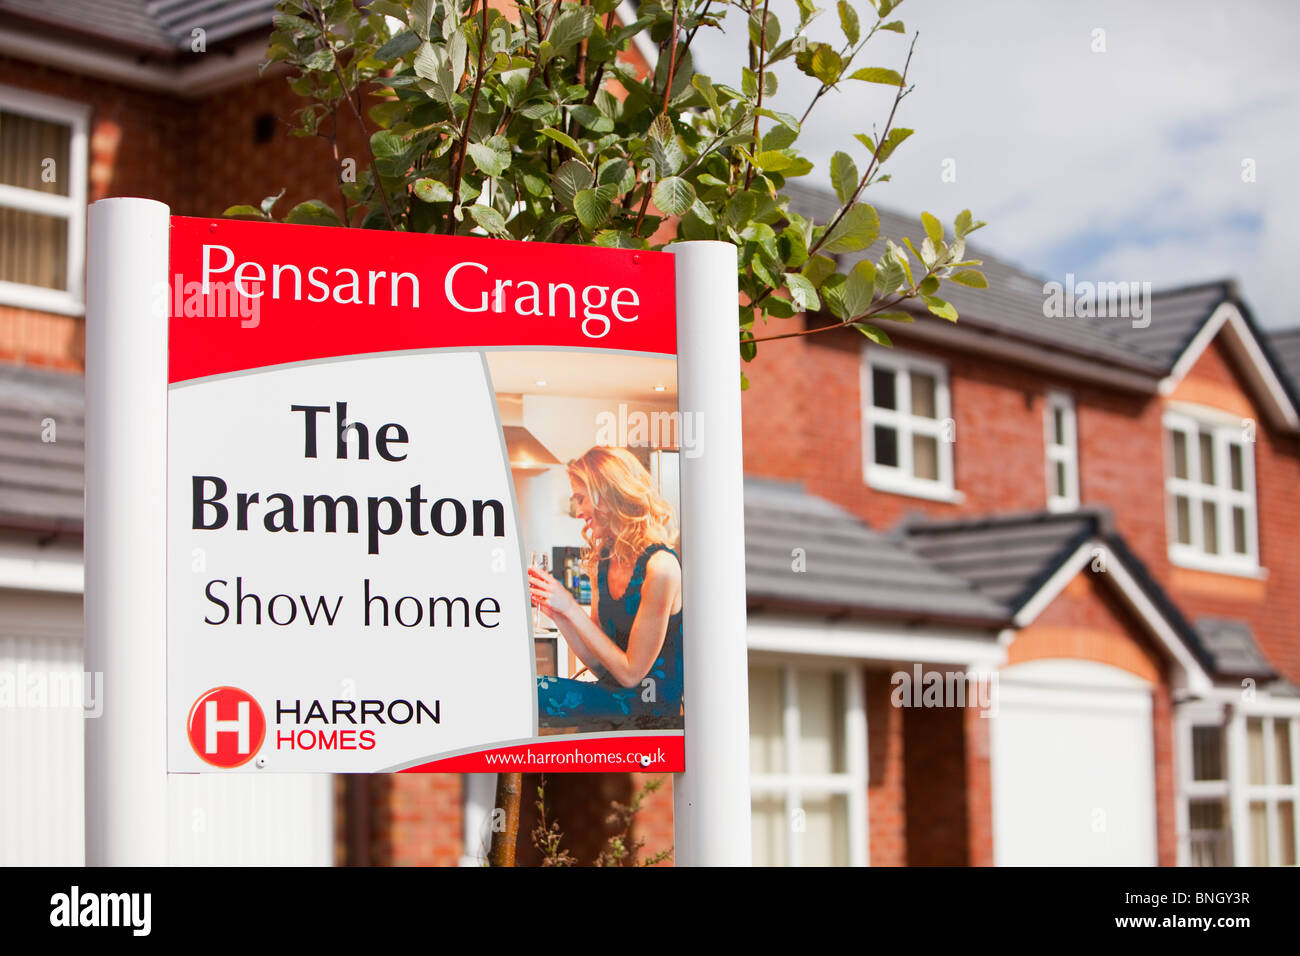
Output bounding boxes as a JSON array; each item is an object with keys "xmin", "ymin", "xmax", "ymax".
[
  {"xmin": 1164, "ymin": 409, "xmax": 1257, "ymax": 574},
  {"xmin": 0, "ymin": 85, "xmax": 89, "ymax": 315},
  {"xmin": 861, "ymin": 349, "xmax": 955, "ymax": 500},
  {"xmin": 1179, "ymin": 711, "xmax": 1300, "ymax": 866},
  {"xmin": 1044, "ymin": 390, "xmax": 1078, "ymax": 511},
  {"xmin": 1243, "ymin": 716, "xmax": 1298, "ymax": 866},
  {"xmin": 749, "ymin": 663, "xmax": 867, "ymax": 866}
]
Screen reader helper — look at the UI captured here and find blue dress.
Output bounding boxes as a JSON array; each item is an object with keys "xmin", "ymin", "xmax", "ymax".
[{"xmin": 536, "ymin": 544, "xmax": 684, "ymax": 730}]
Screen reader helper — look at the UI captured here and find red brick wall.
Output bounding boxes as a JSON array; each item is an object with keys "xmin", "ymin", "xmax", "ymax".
[
  {"xmin": 902, "ymin": 699, "xmax": 968, "ymax": 866},
  {"xmin": 366, "ymin": 774, "xmax": 464, "ymax": 867},
  {"xmin": 865, "ymin": 668, "xmax": 907, "ymax": 865}
]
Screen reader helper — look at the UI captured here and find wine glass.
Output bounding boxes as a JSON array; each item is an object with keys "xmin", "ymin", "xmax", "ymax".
[{"xmin": 529, "ymin": 551, "xmax": 548, "ymax": 632}]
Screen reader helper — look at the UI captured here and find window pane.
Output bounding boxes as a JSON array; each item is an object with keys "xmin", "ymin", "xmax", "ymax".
[
  {"xmin": 1171, "ymin": 430, "xmax": 1188, "ymax": 480},
  {"xmin": 751, "ymin": 793, "xmax": 787, "ymax": 867},
  {"xmin": 1188, "ymin": 799, "xmax": 1230, "ymax": 867},
  {"xmin": 1247, "ymin": 718, "xmax": 1266, "ymax": 785},
  {"xmin": 748, "ymin": 667, "xmax": 785, "ymax": 774},
  {"xmin": 800, "ymin": 793, "xmax": 849, "ymax": 867},
  {"xmin": 912, "ymin": 434, "xmax": 939, "ymax": 481},
  {"xmin": 0, "ymin": 110, "xmax": 71, "ymax": 195},
  {"xmin": 910, "ymin": 371, "xmax": 937, "ymax": 419},
  {"xmin": 1201, "ymin": 500, "xmax": 1218, "ymax": 554},
  {"xmin": 1276, "ymin": 720, "xmax": 1293, "ymax": 786},
  {"xmin": 873, "ymin": 425, "xmax": 898, "ymax": 468},
  {"xmin": 1175, "ymin": 496, "xmax": 1191, "ymax": 545},
  {"xmin": 797, "ymin": 670, "xmax": 845, "ymax": 775},
  {"xmin": 1229, "ymin": 443, "xmax": 1244, "ymax": 491},
  {"xmin": 1232, "ymin": 507, "xmax": 1248, "ymax": 555},
  {"xmin": 1250, "ymin": 801, "xmax": 1269, "ymax": 866},
  {"xmin": 1280, "ymin": 801, "xmax": 1296, "ymax": 867},
  {"xmin": 1198, "ymin": 432, "xmax": 1215, "ymax": 486},
  {"xmin": 871, "ymin": 367, "xmax": 896, "ymax": 410},
  {"xmin": 1052, "ymin": 407, "xmax": 1066, "ymax": 447},
  {"xmin": 1191, "ymin": 726, "xmax": 1225, "ymax": 781},
  {"xmin": 1054, "ymin": 460, "xmax": 1068, "ymax": 499},
  {"xmin": 0, "ymin": 207, "xmax": 68, "ymax": 291}
]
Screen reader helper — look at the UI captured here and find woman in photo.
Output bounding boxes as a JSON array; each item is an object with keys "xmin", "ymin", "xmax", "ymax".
[{"xmin": 530, "ymin": 446, "xmax": 684, "ymax": 730}]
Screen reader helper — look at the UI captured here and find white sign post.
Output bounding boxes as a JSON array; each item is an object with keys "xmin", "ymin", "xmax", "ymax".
[
  {"xmin": 672, "ymin": 242, "xmax": 752, "ymax": 866},
  {"xmin": 84, "ymin": 197, "xmax": 171, "ymax": 865}
]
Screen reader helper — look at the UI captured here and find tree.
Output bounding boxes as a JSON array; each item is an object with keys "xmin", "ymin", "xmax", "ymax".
[{"xmin": 230, "ymin": 0, "xmax": 986, "ymax": 379}]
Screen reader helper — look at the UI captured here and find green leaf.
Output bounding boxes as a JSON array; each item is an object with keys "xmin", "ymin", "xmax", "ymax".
[
  {"xmin": 753, "ymin": 150, "xmax": 795, "ymax": 172},
  {"xmin": 467, "ymin": 142, "xmax": 511, "ymax": 177},
  {"xmin": 923, "ymin": 295, "xmax": 959, "ymax": 321},
  {"xmin": 552, "ymin": 159, "xmax": 594, "ymax": 209},
  {"xmin": 548, "ymin": 6, "xmax": 596, "ymax": 52},
  {"xmin": 881, "ymin": 19, "xmax": 906, "ymax": 33},
  {"xmin": 302, "ymin": 47, "xmax": 335, "ymax": 72},
  {"xmin": 830, "ymin": 151, "xmax": 858, "ymax": 205},
  {"xmin": 569, "ymin": 104, "xmax": 614, "ymax": 133},
  {"xmin": 748, "ymin": 9, "xmax": 781, "ymax": 53},
  {"xmin": 918, "ymin": 276, "xmax": 940, "ymax": 296},
  {"xmin": 844, "ymin": 260, "xmax": 877, "ymax": 317},
  {"xmin": 837, "ymin": 0, "xmax": 860, "ymax": 44},
  {"xmin": 469, "ymin": 204, "xmax": 509, "ymax": 237},
  {"xmin": 593, "ymin": 230, "xmax": 646, "ymax": 249},
  {"xmin": 222, "ymin": 204, "xmax": 267, "ymax": 219},
  {"xmin": 876, "ymin": 127, "xmax": 914, "ymax": 162},
  {"xmin": 921, "ymin": 211, "xmax": 943, "ymax": 246},
  {"xmin": 801, "ymin": 254, "xmax": 837, "ymax": 288},
  {"xmin": 574, "ymin": 185, "xmax": 617, "ymax": 230},
  {"xmin": 283, "ymin": 200, "xmax": 340, "ymax": 226},
  {"xmin": 823, "ymin": 203, "xmax": 880, "ymax": 254},
  {"xmin": 413, "ymin": 178, "xmax": 454, "ymax": 203},
  {"xmin": 949, "ymin": 269, "xmax": 989, "ymax": 289},
  {"xmin": 375, "ymin": 29, "xmax": 420, "ymax": 61},
  {"xmin": 873, "ymin": 311, "xmax": 915, "ymax": 323},
  {"xmin": 652, "ymin": 176, "xmax": 696, "ymax": 216},
  {"xmin": 849, "ymin": 67, "xmax": 903, "ymax": 86},
  {"xmin": 538, "ymin": 127, "xmax": 585, "ymax": 157},
  {"xmin": 821, "ymin": 272, "xmax": 848, "ymax": 319},
  {"xmin": 853, "ymin": 323, "xmax": 892, "ymax": 346},
  {"xmin": 811, "ymin": 44, "xmax": 843, "ymax": 85},
  {"xmin": 785, "ymin": 273, "xmax": 820, "ymax": 312}
]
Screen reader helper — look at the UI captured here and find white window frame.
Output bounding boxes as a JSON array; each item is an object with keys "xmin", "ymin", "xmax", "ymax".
[
  {"xmin": 861, "ymin": 347, "xmax": 958, "ymax": 502},
  {"xmin": 0, "ymin": 84, "xmax": 90, "ymax": 316},
  {"xmin": 1163, "ymin": 407, "xmax": 1259, "ymax": 576},
  {"xmin": 1044, "ymin": 389, "xmax": 1079, "ymax": 512},
  {"xmin": 749, "ymin": 659, "xmax": 868, "ymax": 866}
]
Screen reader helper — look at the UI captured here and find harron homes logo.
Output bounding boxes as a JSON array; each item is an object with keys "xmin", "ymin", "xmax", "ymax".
[{"xmin": 186, "ymin": 686, "xmax": 266, "ymax": 768}]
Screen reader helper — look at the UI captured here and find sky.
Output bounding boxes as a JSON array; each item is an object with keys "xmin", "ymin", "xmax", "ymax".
[{"xmin": 689, "ymin": 0, "xmax": 1300, "ymax": 330}]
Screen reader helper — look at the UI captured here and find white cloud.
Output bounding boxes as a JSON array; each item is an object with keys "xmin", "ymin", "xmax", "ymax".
[{"xmin": 688, "ymin": 0, "xmax": 1300, "ymax": 328}]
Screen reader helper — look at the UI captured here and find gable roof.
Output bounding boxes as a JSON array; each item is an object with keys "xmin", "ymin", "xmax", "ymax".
[
  {"xmin": 0, "ymin": 0, "xmax": 278, "ymax": 55},
  {"xmin": 1195, "ymin": 618, "xmax": 1278, "ymax": 680}
]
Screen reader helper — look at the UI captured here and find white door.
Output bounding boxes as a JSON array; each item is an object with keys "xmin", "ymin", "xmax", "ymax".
[
  {"xmin": 0, "ymin": 586, "xmax": 335, "ymax": 865},
  {"xmin": 991, "ymin": 659, "xmax": 1157, "ymax": 866}
]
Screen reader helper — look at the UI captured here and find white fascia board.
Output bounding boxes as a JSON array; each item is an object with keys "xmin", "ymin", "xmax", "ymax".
[
  {"xmin": 1011, "ymin": 537, "xmax": 1213, "ymax": 696},
  {"xmin": 747, "ymin": 614, "xmax": 1005, "ymax": 669},
  {"xmin": 0, "ymin": 26, "xmax": 267, "ymax": 98},
  {"xmin": 0, "ymin": 541, "xmax": 84, "ymax": 593},
  {"xmin": 1158, "ymin": 302, "xmax": 1300, "ymax": 432}
]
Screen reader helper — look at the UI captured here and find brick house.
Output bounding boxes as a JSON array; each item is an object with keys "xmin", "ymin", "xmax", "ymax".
[{"xmin": 2, "ymin": 0, "xmax": 1299, "ymax": 866}]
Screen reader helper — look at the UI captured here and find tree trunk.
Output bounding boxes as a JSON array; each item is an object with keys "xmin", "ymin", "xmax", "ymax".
[{"xmin": 487, "ymin": 772, "xmax": 521, "ymax": 866}]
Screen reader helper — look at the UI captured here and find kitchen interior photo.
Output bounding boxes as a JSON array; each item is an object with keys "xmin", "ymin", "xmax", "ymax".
[{"xmin": 485, "ymin": 350, "xmax": 682, "ymax": 681}]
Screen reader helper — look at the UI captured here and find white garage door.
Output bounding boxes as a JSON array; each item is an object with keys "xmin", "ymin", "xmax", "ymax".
[
  {"xmin": 991, "ymin": 659, "xmax": 1157, "ymax": 866},
  {"xmin": 1, "ymin": 587, "xmax": 335, "ymax": 866}
]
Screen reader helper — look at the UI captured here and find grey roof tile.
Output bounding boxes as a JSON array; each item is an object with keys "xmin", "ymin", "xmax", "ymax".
[
  {"xmin": 1269, "ymin": 328, "xmax": 1300, "ymax": 393},
  {"xmin": 0, "ymin": 365, "xmax": 84, "ymax": 533},
  {"xmin": 0, "ymin": 0, "xmax": 277, "ymax": 53},
  {"xmin": 1195, "ymin": 618, "xmax": 1278, "ymax": 679},
  {"xmin": 743, "ymin": 476, "xmax": 1009, "ymax": 625}
]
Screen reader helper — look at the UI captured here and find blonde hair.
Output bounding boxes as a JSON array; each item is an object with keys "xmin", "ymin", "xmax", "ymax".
[{"xmin": 568, "ymin": 446, "xmax": 678, "ymax": 580}]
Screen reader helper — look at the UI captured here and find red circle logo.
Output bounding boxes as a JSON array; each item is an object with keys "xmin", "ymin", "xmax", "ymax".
[{"xmin": 187, "ymin": 686, "xmax": 266, "ymax": 768}]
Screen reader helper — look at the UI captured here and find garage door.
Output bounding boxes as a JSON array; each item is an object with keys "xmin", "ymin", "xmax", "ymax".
[
  {"xmin": 990, "ymin": 659, "xmax": 1157, "ymax": 866},
  {"xmin": 0, "ymin": 587, "xmax": 335, "ymax": 865}
]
